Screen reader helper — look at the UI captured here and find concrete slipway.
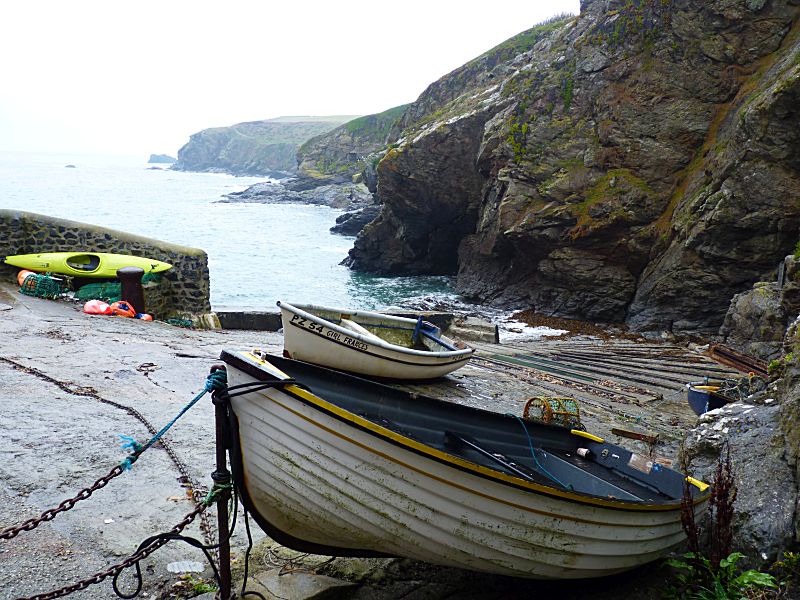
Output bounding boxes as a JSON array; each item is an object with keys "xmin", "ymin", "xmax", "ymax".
[{"xmin": 0, "ymin": 281, "xmax": 738, "ymax": 599}]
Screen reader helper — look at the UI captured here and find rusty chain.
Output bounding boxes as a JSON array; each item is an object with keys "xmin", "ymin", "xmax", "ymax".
[
  {"xmin": 0, "ymin": 357, "xmax": 216, "ymax": 546},
  {"xmin": 14, "ymin": 504, "xmax": 207, "ymax": 600},
  {"xmin": 1, "ymin": 464, "xmax": 125, "ymax": 541}
]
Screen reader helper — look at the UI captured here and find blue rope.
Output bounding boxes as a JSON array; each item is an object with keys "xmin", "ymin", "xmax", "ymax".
[
  {"xmin": 507, "ymin": 413, "xmax": 571, "ymax": 490},
  {"xmin": 119, "ymin": 370, "xmax": 228, "ymax": 470}
]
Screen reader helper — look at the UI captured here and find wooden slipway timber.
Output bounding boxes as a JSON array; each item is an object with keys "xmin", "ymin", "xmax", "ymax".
[
  {"xmin": 219, "ymin": 349, "xmax": 710, "ymax": 580},
  {"xmin": 277, "ymin": 301, "xmax": 474, "ymax": 380}
]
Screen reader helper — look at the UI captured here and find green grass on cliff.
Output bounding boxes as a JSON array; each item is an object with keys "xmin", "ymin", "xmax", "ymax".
[
  {"xmin": 475, "ymin": 13, "xmax": 575, "ymax": 65},
  {"xmin": 344, "ymin": 105, "xmax": 408, "ymax": 137}
]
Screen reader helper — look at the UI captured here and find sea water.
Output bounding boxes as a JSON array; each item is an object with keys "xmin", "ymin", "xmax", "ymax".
[
  {"xmin": 0, "ymin": 152, "xmax": 564, "ymax": 340},
  {"xmin": 0, "ymin": 151, "xmax": 455, "ymax": 311}
]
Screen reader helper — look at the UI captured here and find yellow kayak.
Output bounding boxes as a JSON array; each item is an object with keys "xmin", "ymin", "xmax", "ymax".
[{"xmin": 2, "ymin": 252, "xmax": 172, "ymax": 278}]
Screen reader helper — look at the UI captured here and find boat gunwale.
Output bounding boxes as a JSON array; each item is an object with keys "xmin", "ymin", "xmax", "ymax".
[
  {"xmin": 222, "ymin": 350, "xmax": 711, "ymax": 513},
  {"xmin": 278, "ymin": 300, "xmax": 474, "ymax": 359}
]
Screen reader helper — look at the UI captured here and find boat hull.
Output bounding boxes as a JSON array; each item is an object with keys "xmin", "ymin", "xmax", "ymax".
[
  {"xmin": 686, "ymin": 382, "xmax": 728, "ymax": 416},
  {"xmin": 222, "ymin": 350, "xmax": 709, "ymax": 580},
  {"xmin": 278, "ymin": 301, "xmax": 473, "ymax": 380},
  {"xmin": 2, "ymin": 252, "xmax": 172, "ymax": 278}
]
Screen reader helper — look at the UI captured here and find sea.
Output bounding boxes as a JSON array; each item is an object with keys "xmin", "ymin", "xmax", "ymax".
[{"xmin": 0, "ymin": 151, "xmax": 560, "ymax": 340}]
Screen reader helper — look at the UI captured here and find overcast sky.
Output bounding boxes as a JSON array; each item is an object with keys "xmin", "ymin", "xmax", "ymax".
[{"xmin": 0, "ymin": 1, "xmax": 580, "ymax": 158}]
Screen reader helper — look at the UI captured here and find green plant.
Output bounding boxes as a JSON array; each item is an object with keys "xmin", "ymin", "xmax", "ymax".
[
  {"xmin": 768, "ymin": 352, "xmax": 796, "ymax": 378},
  {"xmin": 666, "ymin": 552, "xmax": 777, "ymax": 599},
  {"xmin": 668, "ymin": 444, "xmax": 777, "ymax": 598},
  {"xmin": 768, "ymin": 358, "xmax": 783, "ymax": 376},
  {"xmin": 171, "ymin": 574, "xmax": 218, "ymax": 598},
  {"xmin": 793, "ymin": 239, "xmax": 800, "ymax": 259},
  {"xmin": 507, "ymin": 119, "xmax": 529, "ymax": 162},
  {"xmin": 773, "ymin": 550, "xmax": 800, "ymax": 590},
  {"xmin": 562, "ymin": 73, "xmax": 574, "ymax": 111}
]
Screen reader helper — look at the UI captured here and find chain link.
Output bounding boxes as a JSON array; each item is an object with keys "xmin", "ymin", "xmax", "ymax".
[
  {"xmin": 0, "ymin": 357, "xmax": 221, "ymax": 599},
  {"xmin": 15, "ymin": 505, "xmax": 206, "ymax": 600},
  {"xmin": 1, "ymin": 465, "xmax": 125, "ymax": 540},
  {"xmin": 0, "ymin": 357, "xmax": 216, "ymax": 547}
]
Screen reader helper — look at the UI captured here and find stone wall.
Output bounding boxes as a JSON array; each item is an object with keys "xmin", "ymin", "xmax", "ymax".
[{"xmin": 0, "ymin": 209, "xmax": 212, "ymax": 319}]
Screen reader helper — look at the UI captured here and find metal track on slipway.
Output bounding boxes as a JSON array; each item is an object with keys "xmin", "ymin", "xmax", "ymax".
[{"xmin": 387, "ymin": 334, "xmax": 743, "ymax": 456}]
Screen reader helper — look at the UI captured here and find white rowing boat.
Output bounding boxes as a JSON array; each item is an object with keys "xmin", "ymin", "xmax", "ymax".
[
  {"xmin": 219, "ymin": 349, "xmax": 711, "ymax": 579},
  {"xmin": 277, "ymin": 301, "xmax": 474, "ymax": 380}
]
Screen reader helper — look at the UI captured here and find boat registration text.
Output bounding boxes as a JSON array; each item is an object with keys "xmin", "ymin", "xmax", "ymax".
[{"xmin": 290, "ymin": 315, "xmax": 370, "ymax": 351}]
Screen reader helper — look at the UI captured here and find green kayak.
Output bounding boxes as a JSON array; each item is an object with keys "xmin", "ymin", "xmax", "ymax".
[{"xmin": 2, "ymin": 252, "xmax": 172, "ymax": 278}]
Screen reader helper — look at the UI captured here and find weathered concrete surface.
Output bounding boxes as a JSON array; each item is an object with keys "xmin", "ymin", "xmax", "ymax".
[
  {"xmin": 0, "ymin": 279, "xmax": 753, "ymax": 599},
  {"xmin": 0, "ymin": 281, "xmax": 276, "ymax": 599}
]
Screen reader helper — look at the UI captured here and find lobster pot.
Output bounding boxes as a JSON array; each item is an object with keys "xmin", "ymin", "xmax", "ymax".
[
  {"xmin": 524, "ymin": 397, "xmax": 582, "ymax": 430},
  {"xmin": 19, "ymin": 273, "xmax": 64, "ymax": 300}
]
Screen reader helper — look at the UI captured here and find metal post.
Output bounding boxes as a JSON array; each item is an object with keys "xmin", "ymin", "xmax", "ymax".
[
  {"xmin": 116, "ymin": 266, "xmax": 146, "ymax": 314},
  {"xmin": 211, "ymin": 367, "xmax": 232, "ymax": 600}
]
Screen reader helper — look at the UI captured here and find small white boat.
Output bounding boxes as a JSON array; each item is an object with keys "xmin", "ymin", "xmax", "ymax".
[
  {"xmin": 277, "ymin": 301, "xmax": 474, "ymax": 380},
  {"xmin": 219, "ymin": 349, "xmax": 711, "ymax": 580}
]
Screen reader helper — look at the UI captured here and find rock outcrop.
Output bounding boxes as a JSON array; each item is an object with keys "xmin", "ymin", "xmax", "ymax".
[
  {"xmin": 682, "ymin": 315, "xmax": 800, "ymax": 569},
  {"xmin": 295, "ymin": 105, "xmax": 409, "ymax": 188},
  {"xmin": 147, "ymin": 154, "xmax": 175, "ymax": 164},
  {"xmin": 219, "ymin": 181, "xmax": 373, "ymax": 212},
  {"xmin": 344, "ymin": 1, "xmax": 800, "ymax": 335},
  {"xmin": 718, "ymin": 255, "xmax": 800, "ymax": 360},
  {"xmin": 219, "ymin": 107, "xmax": 410, "ymax": 237},
  {"xmin": 172, "ymin": 116, "xmax": 357, "ymax": 177}
]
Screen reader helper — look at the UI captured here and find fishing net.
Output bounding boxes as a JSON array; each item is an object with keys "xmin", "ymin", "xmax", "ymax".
[
  {"xmin": 75, "ymin": 282, "xmax": 122, "ymax": 303},
  {"xmin": 165, "ymin": 318, "xmax": 194, "ymax": 328},
  {"xmin": 523, "ymin": 396, "xmax": 584, "ymax": 430},
  {"xmin": 19, "ymin": 273, "xmax": 65, "ymax": 300},
  {"xmin": 715, "ymin": 374, "xmax": 767, "ymax": 401},
  {"xmin": 141, "ymin": 272, "xmax": 162, "ymax": 284}
]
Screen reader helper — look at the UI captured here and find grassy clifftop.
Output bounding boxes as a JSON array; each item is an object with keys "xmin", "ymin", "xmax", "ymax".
[{"xmin": 172, "ymin": 116, "xmax": 358, "ymax": 177}]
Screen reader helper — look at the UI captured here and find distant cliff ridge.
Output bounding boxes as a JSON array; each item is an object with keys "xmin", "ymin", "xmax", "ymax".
[
  {"xmin": 172, "ymin": 116, "xmax": 358, "ymax": 177},
  {"xmin": 148, "ymin": 154, "xmax": 176, "ymax": 164},
  {"xmin": 343, "ymin": 0, "xmax": 800, "ymax": 335}
]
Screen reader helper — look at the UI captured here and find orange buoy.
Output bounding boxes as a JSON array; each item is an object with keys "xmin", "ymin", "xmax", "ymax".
[
  {"xmin": 83, "ymin": 300, "xmax": 113, "ymax": 315},
  {"xmin": 109, "ymin": 300, "xmax": 137, "ymax": 318},
  {"xmin": 17, "ymin": 270, "xmax": 35, "ymax": 286}
]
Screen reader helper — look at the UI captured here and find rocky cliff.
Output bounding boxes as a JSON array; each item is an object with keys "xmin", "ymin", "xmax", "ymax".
[
  {"xmin": 345, "ymin": 0, "xmax": 800, "ymax": 335},
  {"xmin": 295, "ymin": 105, "xmax": 409, "ymax": 190},
  {"xmin": 172, "ymin": 116, "xmax": 357, "ymax": 177}
]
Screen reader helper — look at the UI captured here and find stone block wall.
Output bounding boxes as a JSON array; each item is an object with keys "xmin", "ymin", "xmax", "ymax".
[{"xmin": 0, "ymin": 209, "xmax": 212, "ymax": 318}]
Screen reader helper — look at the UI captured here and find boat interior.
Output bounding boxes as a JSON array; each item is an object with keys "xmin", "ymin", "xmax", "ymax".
[
  {"xmin": 66, "ymin": 254, "xmax": 101, "ymax": 272},
  {"xmin": 301, "ymin": 305, "xmax": 458, "ymax": 352},
  {"xmin": 226, "ymin": 351, "xmax": 698, "ymax": 505}
]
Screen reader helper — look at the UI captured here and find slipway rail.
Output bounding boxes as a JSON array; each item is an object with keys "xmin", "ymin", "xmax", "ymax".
[{"xmin": 386, "ymin": 334, "xmax": 742, "ymax": 456}]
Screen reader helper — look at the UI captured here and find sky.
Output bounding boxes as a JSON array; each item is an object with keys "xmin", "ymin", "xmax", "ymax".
[{"xmin": 0, "ymin": 1, "xmax": 580, "ymax": 158}]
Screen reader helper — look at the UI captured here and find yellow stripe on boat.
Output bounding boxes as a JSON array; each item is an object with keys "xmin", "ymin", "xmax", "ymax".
[{"xmin": 571, "ymin": 430, "xmax": 604, "ymax": 443}]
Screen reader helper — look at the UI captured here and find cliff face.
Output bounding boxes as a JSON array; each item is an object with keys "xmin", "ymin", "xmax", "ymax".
[
  {"xmin": 346, "ymin": 0, "xmax": 800, "ymax": 333},
  {"xmin": 172, "ymin": 116, "xmax": 356, "ymax": 177},
  {"xmin": 294, "ymin": 106, "xmax": 409, "ymax": 190}
]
